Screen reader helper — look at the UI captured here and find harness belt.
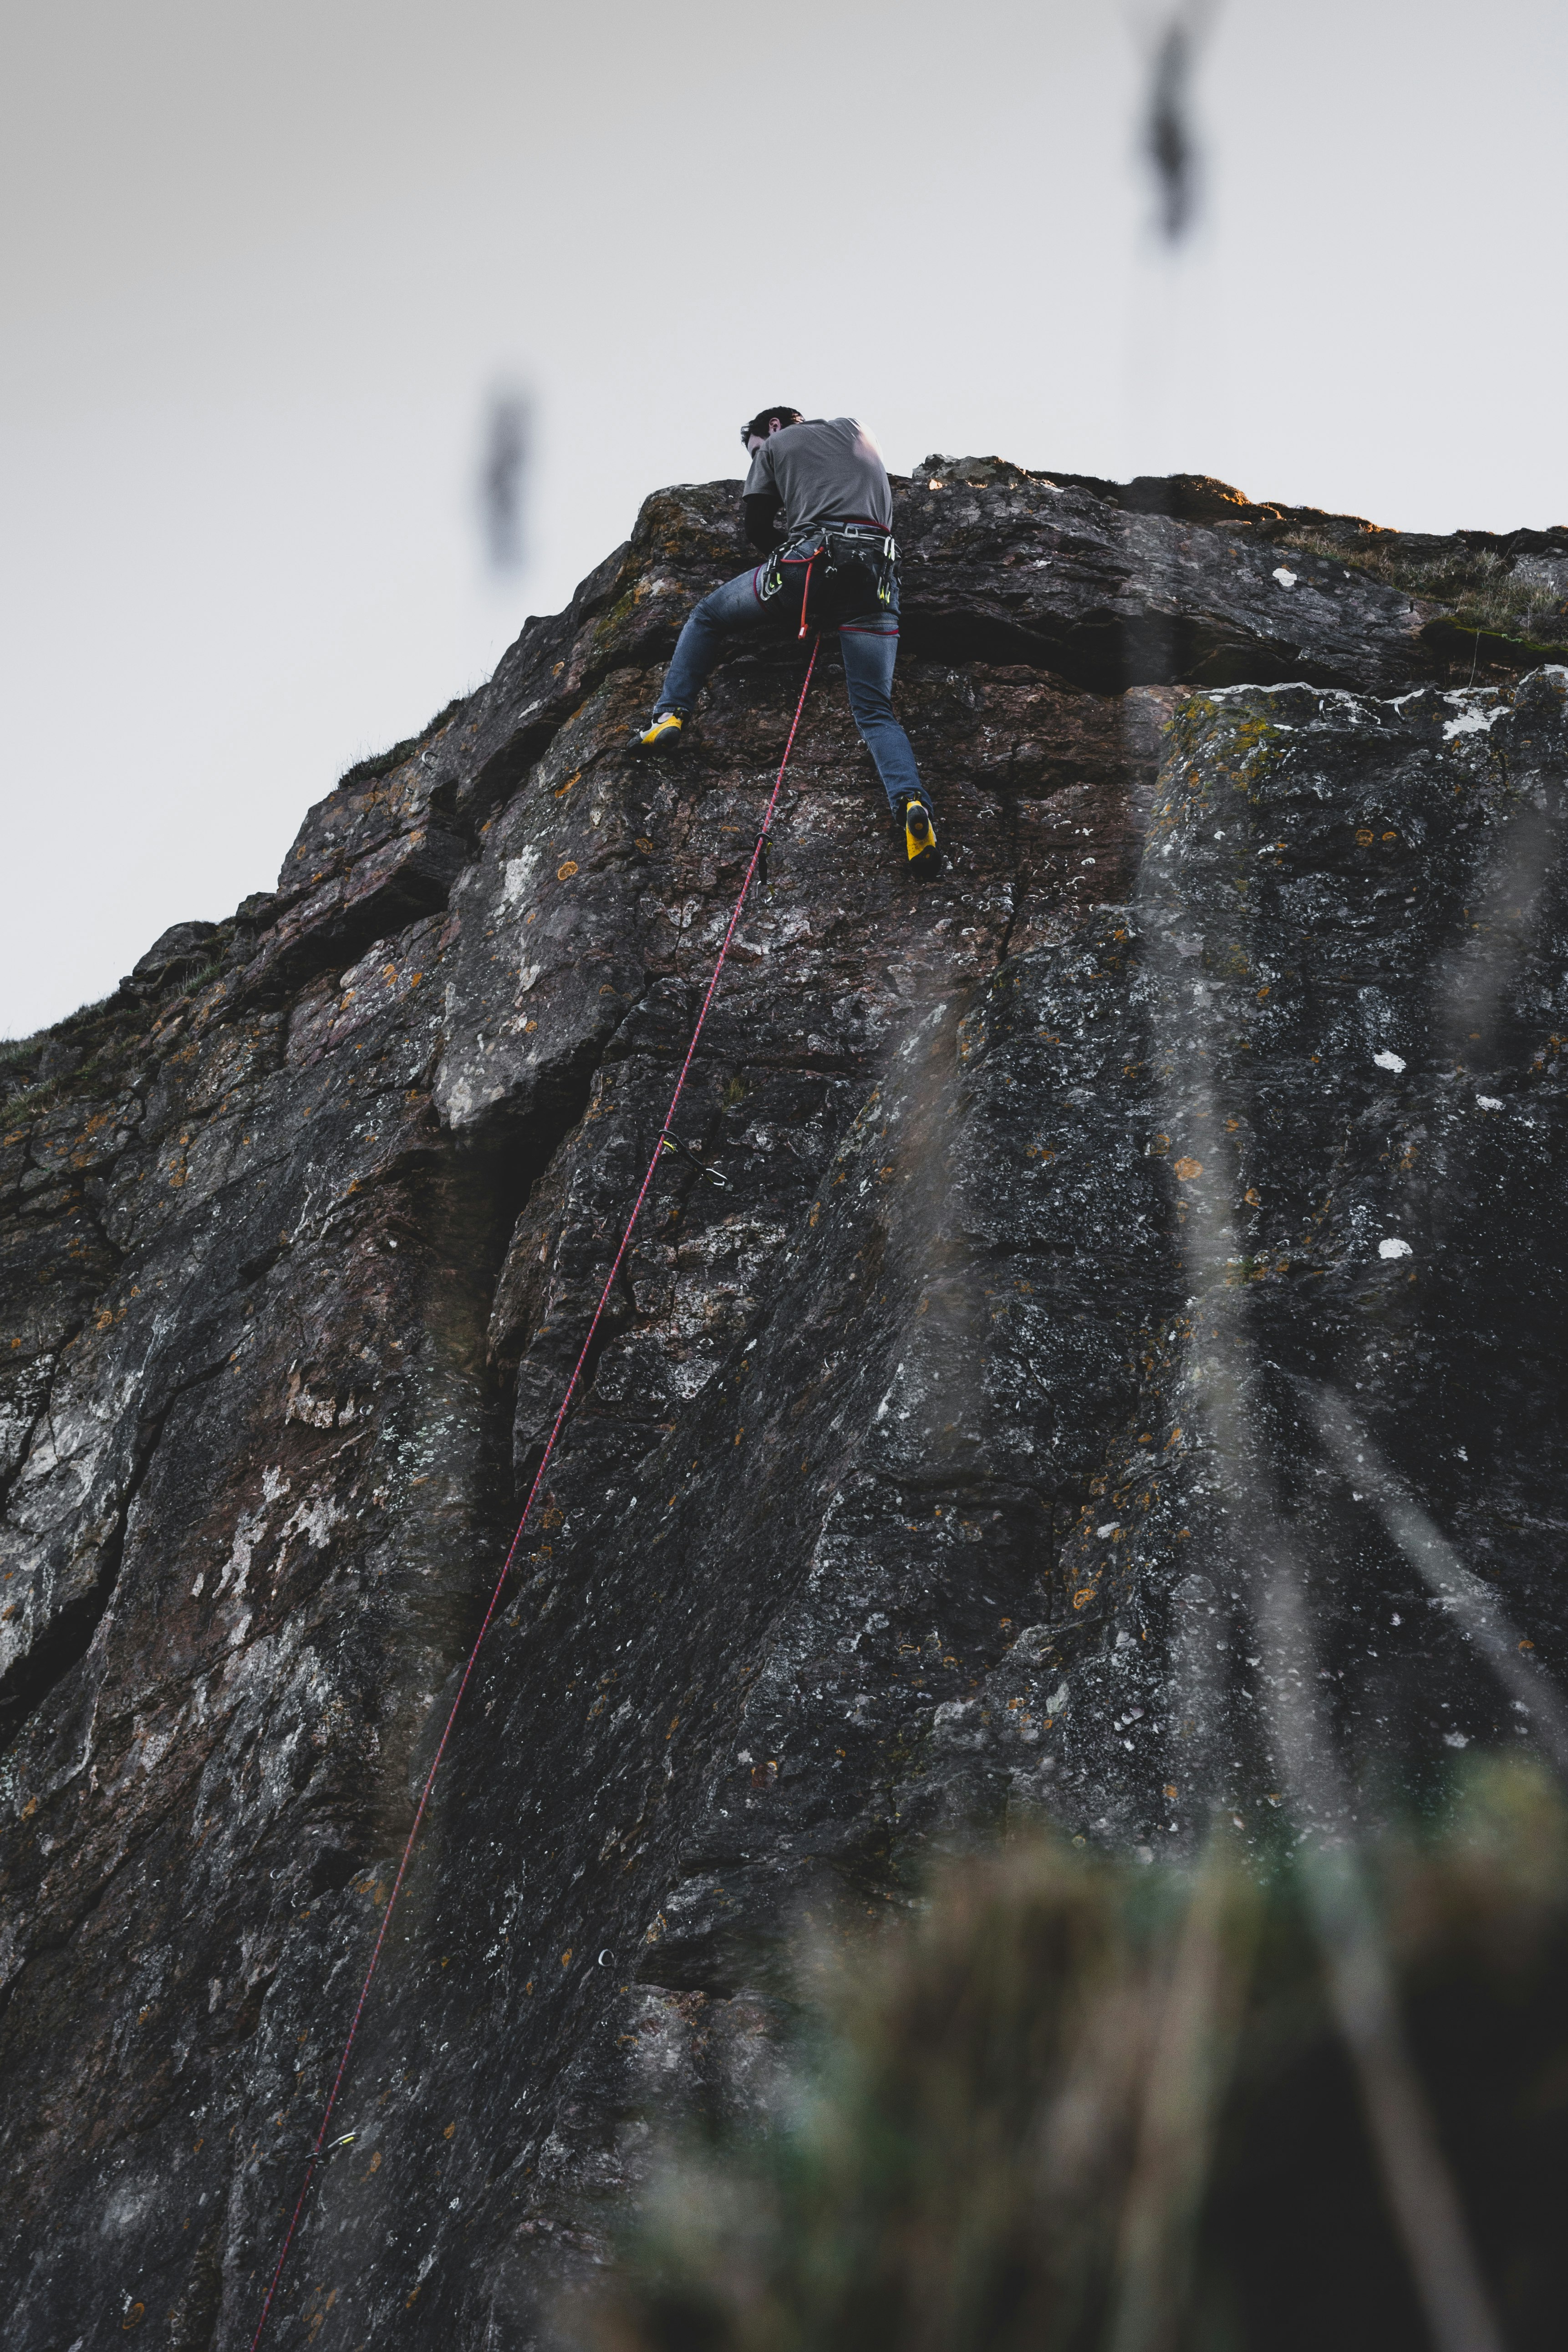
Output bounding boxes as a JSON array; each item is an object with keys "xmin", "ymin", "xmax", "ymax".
[{"xmin": 758, "ymin": 522, "xmax": 899, "ymax": 626}]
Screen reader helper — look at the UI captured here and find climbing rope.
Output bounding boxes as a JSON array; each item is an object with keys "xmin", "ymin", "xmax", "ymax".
[{"xmin": 247, "ymin": 638, "xmax": 821, "ymax": 2350}]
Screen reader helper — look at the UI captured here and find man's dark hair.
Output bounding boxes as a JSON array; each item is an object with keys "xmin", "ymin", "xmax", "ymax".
[{"xmin": 742, "ymin": 406, "xmax": 804, "ymax": 443}]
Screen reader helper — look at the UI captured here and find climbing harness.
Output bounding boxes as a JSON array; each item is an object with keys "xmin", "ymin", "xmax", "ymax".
[
  {"xmin": 759, "ymin": 524, "xmax": 899, "ymax": 637},
  {"xmin": 246, "ymin": 636, "xmax": 822, "ymax": 2352}
]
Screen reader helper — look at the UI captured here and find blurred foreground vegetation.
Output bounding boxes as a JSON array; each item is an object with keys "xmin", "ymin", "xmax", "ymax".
[{"xmin": 581, "ymin": 1767, "xmax": 1568, "ymax": 2352}]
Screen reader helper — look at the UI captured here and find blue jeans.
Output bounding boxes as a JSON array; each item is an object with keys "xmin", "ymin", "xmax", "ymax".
[{"xmin": 655, "ymin": 551, "xmax": 923, "ymax": 815}]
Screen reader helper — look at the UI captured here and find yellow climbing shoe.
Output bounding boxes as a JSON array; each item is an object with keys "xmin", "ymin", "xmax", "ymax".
[
  {"xmin": 901, "ymin": 793, "xmax": 939, "ymax": 871},
  {"xmin": 632, "ymin": 710, "xmax": 684, "ymax": 753}
]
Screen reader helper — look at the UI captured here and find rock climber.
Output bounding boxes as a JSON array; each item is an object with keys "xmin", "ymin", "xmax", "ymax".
[{"xmin": 631, "ymin": 407, "xmax": 938, "ymax": 873}]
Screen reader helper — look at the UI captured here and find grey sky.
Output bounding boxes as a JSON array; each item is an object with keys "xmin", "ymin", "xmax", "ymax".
[{"xmin": 4, "ymin": 0, "xmax": 1564, "ymax": 1035}]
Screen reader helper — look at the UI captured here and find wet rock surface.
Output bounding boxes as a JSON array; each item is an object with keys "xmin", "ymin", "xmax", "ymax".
[{"xmin": 1, "ymin": 461, "xmax": 1566, "ymax": 2348}]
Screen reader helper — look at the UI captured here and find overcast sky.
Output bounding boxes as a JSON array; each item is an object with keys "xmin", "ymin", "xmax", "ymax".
[{"xmin": 5, "ymin": 0, "xmax": 1565, "ymax": 1037}]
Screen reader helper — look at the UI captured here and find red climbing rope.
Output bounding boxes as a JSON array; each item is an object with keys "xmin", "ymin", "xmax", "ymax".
[
  {"xmin": 797, "ymin": 551, "xmax": 817, "ymax": 641},
  {"xmin": 248, "ymin": 638, "xmax": 821, "ymax": 2350}
]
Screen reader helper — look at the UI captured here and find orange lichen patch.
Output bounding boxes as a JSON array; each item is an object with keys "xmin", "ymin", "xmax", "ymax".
[
  {"xmin": 1244, "ymin": 1186, "xmax": 1261, "ymax": 1206},
  {"xmin": 556, "ymin": 861, "xmax": 579, "ymax": 880},
  {"xmin": 1173, "ymin": 1156, "xmax": 1203, "ymax": 1181}
]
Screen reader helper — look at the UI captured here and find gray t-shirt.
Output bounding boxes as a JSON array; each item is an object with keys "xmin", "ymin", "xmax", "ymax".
[{"xmin": 742, "ymin": 416, "xmax": 893, "ymax": 538}]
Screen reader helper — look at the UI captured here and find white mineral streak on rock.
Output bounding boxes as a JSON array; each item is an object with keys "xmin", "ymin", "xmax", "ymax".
[
  {"xmin": 284, "ymin": 1371, "xmax": 336, "ymax": 1428},
  {"xmin": 1373, "ymin": 1049, "xmax": 1406, "ymax": 1072},
  {"xmin": 872, "ymin": 1363, "xmax": 906, "ymax": 1424},
  {"xmin": 1441, "ymin": 690, "xmax": 1507, "ymax": 739},
  {"xmin": 280, "ymin": 1491, "xmax": 343, "ymax": 1552},
  {"xmin": 215, "ymin": 1509, "xmax": 263, "ymax": 1600},
  {"xmin": 500, "ymin": 847, "xmax": 542, "ymax": 907},
  {"xmin": 98, "ymin": 2177, "xmax": 157, "ymax": 2237},
  {"xmin": 1379, "ymin": 1238, "xmax": 1414, "ymax": 1260}
]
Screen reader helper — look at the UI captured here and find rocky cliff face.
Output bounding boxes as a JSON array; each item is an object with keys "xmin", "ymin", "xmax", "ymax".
[{"xmin": 3, "ymin": 459, "xmax": 1566, "ymax": 2350}]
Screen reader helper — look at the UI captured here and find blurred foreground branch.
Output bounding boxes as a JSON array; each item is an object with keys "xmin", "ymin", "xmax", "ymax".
[{"xmin": 580, "ymin": 1767, "xmax": 1568, "ymax": 2352}]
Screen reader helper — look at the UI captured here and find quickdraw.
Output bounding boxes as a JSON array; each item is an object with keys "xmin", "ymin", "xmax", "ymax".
[{"xmin": 659, "ymin": 1130, "xmax": 731, "ymax": 1188}]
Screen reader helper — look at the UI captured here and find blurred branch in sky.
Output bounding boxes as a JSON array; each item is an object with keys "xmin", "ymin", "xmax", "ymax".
[
  {"xmin": 1140, "ymin": 0, "xmax": 1217, "ymax": 242},
  {"xmin": 479, "ymin": 385, "xmax": 531, "ymax": 570}
]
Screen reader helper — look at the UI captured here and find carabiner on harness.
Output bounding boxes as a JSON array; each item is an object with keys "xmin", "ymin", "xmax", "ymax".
[{"xmin": 659, "ymin": 1131, "xmax": 731, "ymax": 1188}]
